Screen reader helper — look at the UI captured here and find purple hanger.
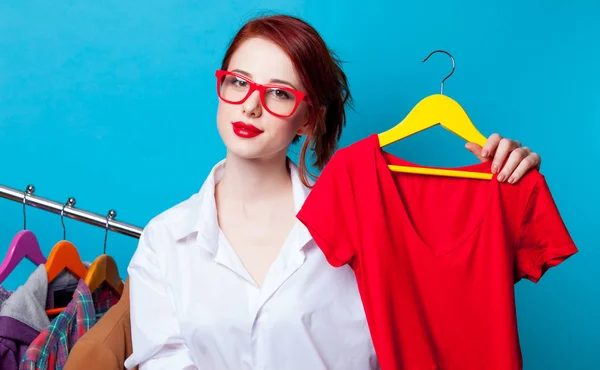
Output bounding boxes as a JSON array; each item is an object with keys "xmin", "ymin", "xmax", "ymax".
[{"xmin": 0, "ymin": 230, "xmax": 47, "ymax": 284}]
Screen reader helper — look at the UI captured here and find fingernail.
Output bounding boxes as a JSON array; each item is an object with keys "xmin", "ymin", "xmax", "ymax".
[
  {"xmin": 508, "ymin": 177, "xmax": 515, "ymax": 184},
  {"xmin": 481, "ymin": 150, "xmax": 488, "ymax": 158},
  {"xmin": 497, "ymin": 174, "xmax": 505, "ymax": 182},
  {"xmin": 492, "ymin": 165, "xmax": 498, "ymax": 173}
]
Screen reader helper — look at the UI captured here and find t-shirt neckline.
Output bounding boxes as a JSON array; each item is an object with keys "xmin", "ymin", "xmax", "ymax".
[{"xmin": 368, "ymin": 133, "xmax": 499, "ymax": 257}]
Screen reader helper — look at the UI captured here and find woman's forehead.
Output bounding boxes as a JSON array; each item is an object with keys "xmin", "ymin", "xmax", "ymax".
[{"xmin": 228, "ymin": 37, "xmax": 302, "ymax": 87}]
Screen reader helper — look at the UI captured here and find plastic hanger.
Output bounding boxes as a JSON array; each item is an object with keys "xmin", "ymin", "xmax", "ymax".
[
  {"xmin": 378, "ymin": 50, "xmax": 492, "ymax": 180},
  {"xmin": 45, "ymin": 198, "xmax": 88, "ymax": 316},
  {"xmin": 45, "ymin": 241, "xmax": 88, "ymax": 283},
  {"xmin": 44, "ymin": 241, "xmax": 88, "ymax": 316},
  {"xmin": 0, "ymin": 232, "xmax": 46, "ymax": 284},
  {"xmin": 0, "ymin": 186, "xmax": 47, "ymax": 284},
  {"xmin": 84, "ymin": 210, "xmax": 123, "ymax": 296}
]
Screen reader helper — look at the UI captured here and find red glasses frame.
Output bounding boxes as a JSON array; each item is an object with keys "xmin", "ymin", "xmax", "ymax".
[{"xmin": 215, "ymin": 69, "xmax": 309, "ymax": 118}]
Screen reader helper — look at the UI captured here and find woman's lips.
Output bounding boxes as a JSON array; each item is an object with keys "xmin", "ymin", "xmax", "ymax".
[{"xmin": 232, "ymin": 121, "xmax": 264, "ymax": 138}]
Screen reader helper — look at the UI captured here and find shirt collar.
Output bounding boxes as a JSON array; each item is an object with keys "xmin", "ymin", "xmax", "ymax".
[{"xmin": 171, "ymin": 158, "xmax": 314, "ymax": 255}]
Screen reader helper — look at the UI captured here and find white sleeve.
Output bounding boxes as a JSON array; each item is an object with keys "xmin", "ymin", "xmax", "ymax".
[{"xmin": 124, "ymin": 225, "xmax": 197, "ymax": 370}]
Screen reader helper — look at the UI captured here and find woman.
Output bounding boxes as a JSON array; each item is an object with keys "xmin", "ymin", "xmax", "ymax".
[{"xmin": 124, "ymin": 14, "xmax": 541, "ymax": 370}]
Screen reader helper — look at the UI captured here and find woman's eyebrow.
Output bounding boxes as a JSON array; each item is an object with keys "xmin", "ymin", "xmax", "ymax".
[
  {"xmin": 231, "ymin": 69, "xmax": 298, "ymax": 90},
  {"xmin": 269, "ymin": 78, "xmax": 298, "ymax": 90}
]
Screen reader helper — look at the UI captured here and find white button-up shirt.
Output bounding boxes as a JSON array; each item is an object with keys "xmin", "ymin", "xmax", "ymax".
[{"xmin": 124, "ymin": 159, "xmax": 378, "ymax": 370}]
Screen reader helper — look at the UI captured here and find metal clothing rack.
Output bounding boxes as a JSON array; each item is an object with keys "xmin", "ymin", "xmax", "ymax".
[{"xmin": 0, "ymin": 183, "xmax": 142, "ymax": 239}]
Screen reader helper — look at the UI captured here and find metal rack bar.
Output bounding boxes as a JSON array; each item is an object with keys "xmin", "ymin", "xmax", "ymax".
[{"xmin": 0, "ymin": 184, "xmax": 142, "ymax": 239}]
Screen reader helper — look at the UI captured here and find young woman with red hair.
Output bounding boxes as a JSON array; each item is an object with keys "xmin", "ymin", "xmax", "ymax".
[{"xmin": 125, "ymin": 14, "xmax": 541, "ymax": 370}]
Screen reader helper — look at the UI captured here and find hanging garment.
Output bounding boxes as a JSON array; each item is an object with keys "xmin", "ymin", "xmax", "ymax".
[
  {"xmin": 297, "ymin": 134, "xmax": 578, "ymax": 370},
  {"xmin": 64, "ymin": 279, "xmax": 135, "ymax": 370},
  {"xmin": 124, "ymin": 158, "xmax": 378, "ymax": 370},
  {"xmin": 19, "ymin": 279, "xmax": 119, "ymax": 370},
  {"xmin": 0, "ymin": 265, "xmax": 81, "ymax": 370},
  {"xmin": 0, "ymin": 285, "xmax": 13, "ymax": 307}
]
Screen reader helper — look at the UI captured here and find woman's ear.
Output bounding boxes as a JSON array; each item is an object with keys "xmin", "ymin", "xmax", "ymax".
[
  {"xmin": 296, "ymin": 120, "xmax": 311, "ymax": 136},
  {"xmin": 296, "ymin": 105, "xmax": 326, "ymax": 136}
]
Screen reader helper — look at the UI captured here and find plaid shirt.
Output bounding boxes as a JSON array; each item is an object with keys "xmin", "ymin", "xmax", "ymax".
[{"xmin": 19, "ymin": 280, "xmax": 119, "ymax": 370}]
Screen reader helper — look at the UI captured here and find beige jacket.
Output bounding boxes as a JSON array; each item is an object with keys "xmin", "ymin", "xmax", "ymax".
[{"xmin": 64, "ymin": 278, "xmax": 136, "ymax": 370}]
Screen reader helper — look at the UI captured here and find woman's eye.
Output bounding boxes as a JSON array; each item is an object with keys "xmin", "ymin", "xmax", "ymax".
[
  {"xmin": 233, "ymin": 77, "xmax": 247, "ymax": 87},
  {"xmin": 271, "ymin": 89, "xmax": 291, "ymax": 99}
]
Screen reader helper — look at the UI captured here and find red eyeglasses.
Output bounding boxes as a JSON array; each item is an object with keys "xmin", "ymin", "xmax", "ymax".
[{"xmin": 215, "ymin": 70, "xmax": 309, "ymax": 118}]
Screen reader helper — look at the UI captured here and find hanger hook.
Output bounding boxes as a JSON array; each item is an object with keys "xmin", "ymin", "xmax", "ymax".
[
  {"xmin": 60, "ymin": 197, "xmax": 76, "ymax": 240},
  {"xmin": 22, "ymin": 185, "xmax": 35, "ymax": 230},
  {"xmin": 422, "ymin": 50, "xmax": 456, "ymax": 95},
  {"xmin": 104, "ymin": 209, "xmax": 117, "ymax": 255}
]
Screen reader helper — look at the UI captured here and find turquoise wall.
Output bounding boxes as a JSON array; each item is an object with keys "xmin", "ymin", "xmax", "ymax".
[{"xmin": 1, "ymin": 1, "xmax": 597, "ymax": 368}]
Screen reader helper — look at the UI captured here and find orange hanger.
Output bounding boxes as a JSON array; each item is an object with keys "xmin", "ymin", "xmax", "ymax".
[
  {"xmin": 45, "ymin": 241, "xmax": 87, "ymax": 282},
  {"xmin": 45, "ymin": 240, "xmax": 88, "ymax": 315},
  {"xmin": 84, "ymin": 254, "xmax": 123, "ymax": 297},
  {"xmin": 378, "ymin": 50, "xmax": 492, "ymax": 180}
]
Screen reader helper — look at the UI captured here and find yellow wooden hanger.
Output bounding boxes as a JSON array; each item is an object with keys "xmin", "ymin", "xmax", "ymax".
[
  {"xmin": 84, "ymin": 210, "xmax": 123, "ymax": 296},
  {"xmin": 85, "ymin": 254, "xmax": 123, "ymax": 296},
  {"xmin": 378, "ymin": 50, "xmax": 492, "ymax": 180}
]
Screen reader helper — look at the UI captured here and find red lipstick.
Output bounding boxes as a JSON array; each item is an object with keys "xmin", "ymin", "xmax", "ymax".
[{"xmin": 232, "ymin": 121, "xmax": 264, "ymax": 138}]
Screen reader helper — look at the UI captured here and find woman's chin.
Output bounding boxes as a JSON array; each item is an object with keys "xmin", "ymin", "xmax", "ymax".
[{"xmin": 223, "ymin": 139, "xmax": 268, "ymax": 160}]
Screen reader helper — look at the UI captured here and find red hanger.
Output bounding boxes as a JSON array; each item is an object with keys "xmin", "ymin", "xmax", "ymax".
[
  {"xmin": 0, "ymin": 230, "xmax": 47, "ymax": 284},
  {"xmin": 45, "ymin": 240, "xmax": 88, "ymax": 315}
]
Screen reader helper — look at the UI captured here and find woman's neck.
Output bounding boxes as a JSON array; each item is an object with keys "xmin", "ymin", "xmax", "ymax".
[{"xmin": 217, "ymin": 151, "xmax": 292, "ymax": 205}]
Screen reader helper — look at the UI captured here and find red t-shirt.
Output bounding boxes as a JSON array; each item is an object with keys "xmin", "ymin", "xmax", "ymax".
[{"xmin": 296, "ymin": 134, "xmax": 577, "ymax": 370}]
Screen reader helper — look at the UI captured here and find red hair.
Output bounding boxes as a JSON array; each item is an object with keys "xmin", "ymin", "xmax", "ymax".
[{"xmin": 220, "ymin": 14, "xmax": 352, "ymax": 187}]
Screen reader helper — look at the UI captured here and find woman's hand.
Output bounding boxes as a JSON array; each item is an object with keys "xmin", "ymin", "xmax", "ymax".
[{"xmin": 465, "ymin": 133, "xmax": 541, "ymax": 184}]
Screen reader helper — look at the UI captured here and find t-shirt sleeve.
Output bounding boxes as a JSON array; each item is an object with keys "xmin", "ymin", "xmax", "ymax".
[
  {"xmin": 516, "ymin": 175, "xmax": 578, "ymax": 283},
  {"xmin": 296, "ymin": 149, "xmax": 359, "ymax": 267}
]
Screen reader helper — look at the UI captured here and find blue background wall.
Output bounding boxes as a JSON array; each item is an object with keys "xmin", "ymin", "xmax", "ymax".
[{"xmin": 1, "ymin": 1, "xmax": 598, "ymax": 368}]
